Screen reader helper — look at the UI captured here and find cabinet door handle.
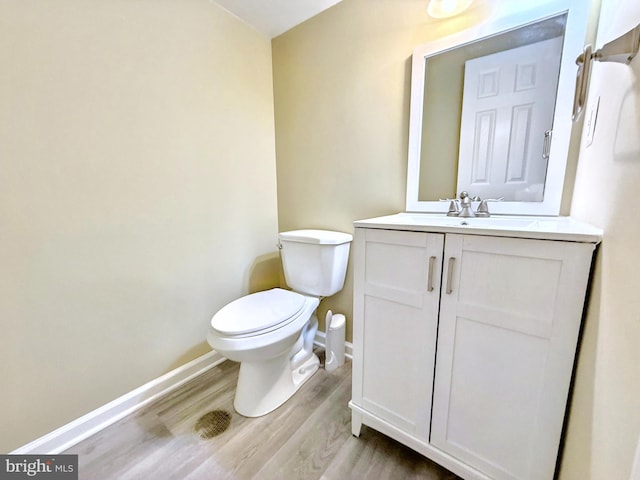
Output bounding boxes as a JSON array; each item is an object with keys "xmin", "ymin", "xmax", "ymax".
[
  {"xmin": 427, "ymin": 256, "xmax": 436, "ymax": 292},
  {"xmin": 446, "ymin": 257, "xmax": 456, "ymax": 294}
]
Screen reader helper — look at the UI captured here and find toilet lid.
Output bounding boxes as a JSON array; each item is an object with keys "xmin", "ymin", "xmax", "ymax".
[{"xmin": 210, "ymin": 288, "xmax": 306, "ymax": 336}]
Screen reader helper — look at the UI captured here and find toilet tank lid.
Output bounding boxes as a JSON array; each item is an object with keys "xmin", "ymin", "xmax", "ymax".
[{"xmin": 279, "ymin": 229, "xmax": 352, "ymax": 245}]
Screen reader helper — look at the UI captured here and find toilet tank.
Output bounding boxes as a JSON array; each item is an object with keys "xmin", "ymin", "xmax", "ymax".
[{"xmin": 278, "ymin": 229, "xmax": 353, "ymax": 297}]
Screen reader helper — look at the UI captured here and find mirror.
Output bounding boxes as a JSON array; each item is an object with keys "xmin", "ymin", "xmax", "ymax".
[
  {"xmin": 405, "ymin": 1, "xmax": 590, "ymax": 215},
  {"xmin": 421, "ymin": 15, "xmax": 566, "ymax": 202}
]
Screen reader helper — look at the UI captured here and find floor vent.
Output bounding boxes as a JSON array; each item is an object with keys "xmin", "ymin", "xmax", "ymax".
[{"xmin": 194, "ymin": 410, "xmax": 232, "ymax": 439}]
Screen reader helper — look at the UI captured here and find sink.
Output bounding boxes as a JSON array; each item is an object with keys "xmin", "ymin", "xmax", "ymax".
[
  {"xmin": 455, "ymin": 217, "xmax": 539, "ymax": 228},
  {"xmin": 401, "ymin": 214, "xmax": 538, "ymax": 229},
  {"xmin": 354, "ymin": 213, "xmax": 603, "ymax": 243}
]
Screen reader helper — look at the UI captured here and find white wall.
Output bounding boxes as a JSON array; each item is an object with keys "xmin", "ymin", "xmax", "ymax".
[
  {"xmin": 561, "ymin": 0, "xmax": 640, "ymax": 477},
  {"xmin": 0, "ymin": 0, "xmax": 279, "ymax": 452}
]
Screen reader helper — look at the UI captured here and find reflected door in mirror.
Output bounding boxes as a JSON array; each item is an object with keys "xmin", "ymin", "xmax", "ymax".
[{"xmin": 457, "ymin": 37, "xmax": 563, "ymax": 201}]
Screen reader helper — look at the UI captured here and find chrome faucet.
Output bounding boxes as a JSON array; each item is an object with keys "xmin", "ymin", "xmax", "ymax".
[
  {"xmin": 458, "ymin": 191, "xmax": 475, "ymax": 218},
  {"xmin": 444, "ymin": 192, "xmax": 502, "ymax": 218}
]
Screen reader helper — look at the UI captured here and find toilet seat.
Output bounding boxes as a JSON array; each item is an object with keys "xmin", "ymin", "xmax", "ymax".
[{"xmin": 211, "ymin": 288, "xmax": 306, "ymax": 338}]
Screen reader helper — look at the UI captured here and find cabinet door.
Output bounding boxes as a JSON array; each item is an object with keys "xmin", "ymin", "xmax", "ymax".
[
  {"xmin": 352, "ymin": 228, "xmax": 444, "ymax": 440},
  {"xmin": 431, "ymin": 234, "xmax": 595, "ymax": 480}
]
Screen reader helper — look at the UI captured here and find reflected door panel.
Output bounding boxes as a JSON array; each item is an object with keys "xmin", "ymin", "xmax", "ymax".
[{"xmin": 457, "ymin": 37, "xmax": 563, "ymax": 201}]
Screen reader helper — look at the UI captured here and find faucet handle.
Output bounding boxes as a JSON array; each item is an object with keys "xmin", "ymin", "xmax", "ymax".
[
  {"xmin": 474, "ymin": 197, "xmax": 504, "ymax": 217},
  {"xmin": 475, "ymin": 199, "xmax": 490, "ymax": 217},
  {"xmin": 439, "ymin": 197, "xmax": 461, "ymax": 216},
  {"xmin": 446, "ymin": 200, "xmax": 460, "ymax": 216}
]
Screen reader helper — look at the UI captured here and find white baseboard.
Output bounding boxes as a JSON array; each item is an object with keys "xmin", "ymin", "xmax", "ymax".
[
  {"xmin": 11, "ymin": 350, "xmax": 225, "ymax": 455},
  {"xmin": 314, "ymin": 330, "xmax": 353, "ymax": 359},
  {"xmin": 12, "ymin": 333, "xmax": 350, "ymax": 455}
]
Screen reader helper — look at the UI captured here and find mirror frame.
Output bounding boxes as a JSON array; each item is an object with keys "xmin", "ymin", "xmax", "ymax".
[{"xmin": 405, "ymin": 0, "xmax": 590, "ymax": 216}]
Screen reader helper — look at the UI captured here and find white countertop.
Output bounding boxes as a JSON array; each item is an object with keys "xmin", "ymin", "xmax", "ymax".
[{"xmin": 354, "ymin": 213, "xmax": 603, "ymax": 243}]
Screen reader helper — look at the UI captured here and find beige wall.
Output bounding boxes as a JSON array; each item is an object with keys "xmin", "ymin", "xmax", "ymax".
[
  {"xmin": 560, "ymin": 0, "xmax": 640, "ymax": 477},
  {"xmin": 0, "ymin": 0, "xmax": 279, "ymax": 451},
  {"xmin": 273, "ymin": 0, "xmax": 490, "ymax": 336}
]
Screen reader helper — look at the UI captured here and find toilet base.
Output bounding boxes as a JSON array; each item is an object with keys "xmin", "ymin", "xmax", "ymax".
[{"xmin": 234, "ymin": 352, "xmax": 320, "ymax": 417}]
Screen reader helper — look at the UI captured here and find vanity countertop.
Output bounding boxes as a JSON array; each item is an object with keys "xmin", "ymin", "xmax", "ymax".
[{"xmin": 354, "ymin": 213, "xmax": 603, "ymax": 243}]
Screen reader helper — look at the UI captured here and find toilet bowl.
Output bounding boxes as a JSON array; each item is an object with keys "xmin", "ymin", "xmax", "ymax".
[
  {"xmin": 207, "ymin": 229, "xmax": 352, "ymax": 417},
  {"xmin": 208, "ymin": 288, "xmax": 320, "ymax": 416}
]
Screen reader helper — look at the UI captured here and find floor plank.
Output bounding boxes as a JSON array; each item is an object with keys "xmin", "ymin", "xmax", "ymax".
[{"xmin": 65, "ymin": 357, "xmax": 459, "ymax": 479}]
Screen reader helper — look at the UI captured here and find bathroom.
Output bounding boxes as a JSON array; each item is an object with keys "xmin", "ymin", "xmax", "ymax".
[{"xmin": 1, "ymin": 0, "xmax": 639, "ymax": 478}]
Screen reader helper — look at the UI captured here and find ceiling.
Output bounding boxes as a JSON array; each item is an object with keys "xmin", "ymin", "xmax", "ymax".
[{"xmin": 212, "ymin": 0, "xmax": 344, "ymax": 37}]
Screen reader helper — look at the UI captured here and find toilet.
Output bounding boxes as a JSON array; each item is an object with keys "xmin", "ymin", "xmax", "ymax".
[{"xmin": 207, "ymin": 229, "xmax": 352, "ymax": 417}]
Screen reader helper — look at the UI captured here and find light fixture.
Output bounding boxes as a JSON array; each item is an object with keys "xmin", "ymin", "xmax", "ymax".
[{"xmin": 427, "ymin": 0, "xmax": 473, "ymax": 19}]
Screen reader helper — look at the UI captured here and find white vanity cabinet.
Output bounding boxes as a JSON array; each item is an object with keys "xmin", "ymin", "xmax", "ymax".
[
  {"xmin": 349, "ymin": 215, "xmax": 601, "ymax": 480},
  {"xmin": 350, "ymin": 228, "xmax": 444, "ymax": 441}
]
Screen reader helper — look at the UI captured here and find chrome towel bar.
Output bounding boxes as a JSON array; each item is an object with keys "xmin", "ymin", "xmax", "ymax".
[{"xmin": 572, "ymin": 23, "xmax": 640, "ymax": 121}]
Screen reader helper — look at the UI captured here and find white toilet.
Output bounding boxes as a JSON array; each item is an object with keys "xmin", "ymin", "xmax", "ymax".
[{"xmin": 207, "ymin": 229, "xmax": 352, "ymax": 417}]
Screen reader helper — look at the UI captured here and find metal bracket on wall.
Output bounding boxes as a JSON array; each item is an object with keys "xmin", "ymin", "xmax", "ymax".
[{"xmin": 572, "ymin": 23, "xmax": 640, "ymax": 121}]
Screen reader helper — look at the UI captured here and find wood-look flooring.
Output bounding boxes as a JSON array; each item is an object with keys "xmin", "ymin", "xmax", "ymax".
[{"xmin": 65, "ymin": 354, "xmax": 460, "ymax": 479}]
